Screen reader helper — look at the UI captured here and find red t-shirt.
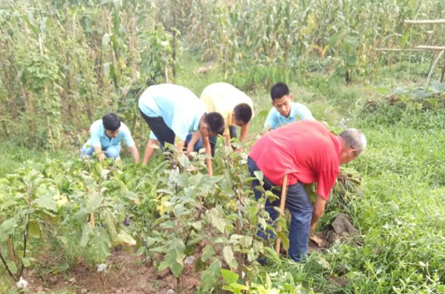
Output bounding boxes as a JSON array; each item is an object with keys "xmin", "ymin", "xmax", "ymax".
[{"xmin": 249, "ymin": 120, "xmax": 343, "ymax": 200}]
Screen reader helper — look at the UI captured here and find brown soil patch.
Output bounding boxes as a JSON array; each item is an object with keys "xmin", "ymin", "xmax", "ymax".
[{"xmin": 24, "ymin": 248, "xmax": 200, "ymax": 294}]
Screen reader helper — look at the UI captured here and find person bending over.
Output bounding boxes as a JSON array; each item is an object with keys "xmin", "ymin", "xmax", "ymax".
[
  {"xmin": 248, "ymin": 120, "xmax": 366, "ymax": 262},
  {"xmin": 138, "ymin": 83, "xmax": 224, "ymax": 176}
]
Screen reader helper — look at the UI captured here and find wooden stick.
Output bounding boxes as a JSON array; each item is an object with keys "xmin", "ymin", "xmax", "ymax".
[
  {"xmin": 416, "ymin": 45, "xmax": 445, "ymax": 51},
  {"xmin": 405, "ymin": 19, "xmax": 445, "ymax": 25},
  {"xmin": 275, "ymin": 175, "xmax": 288, "ymax": 255}
]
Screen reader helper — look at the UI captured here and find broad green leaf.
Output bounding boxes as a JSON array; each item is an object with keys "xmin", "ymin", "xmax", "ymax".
[
  {"xmin": 413, "ymin": 88, "xmax": 430, "ymax": 99},
  {"xmin": 28, "ymin": 220, "xmax": 41, "ymax": 239},
  {"xmin": 194, "ymin": 256, "xmax": 207, "ymax": 272},
  {"xmin": 33, "ymin": 194, "xmax": 57, "ymax": 211},
  {"xmin": 6, "ymin": 261, "xmax": 17, "ymax": 274},
  {"xmin": 178, "ymin": 153, "xmax": 190, "ymax": 168},
  {"xmin": 191, "ymin": 221, "xmax": 202, "ymax": 231},
  {"xmin": 200, "ymin": 260, "xmax": 221, "ymax": 291},
  {"xmin": 117, "ymin": 230, "xmax": 136, "ymax": 246},
  {"xmin": 88, "ymin": 227, "xmax": 111, "ymax": 263},
  {"xmin": 209, "ymin": 208, "xmax": 226, "ymax": 233},
  {"xmin": 201, "ymin": 245, "xmax": 215, "ymax": 262},
  {"xmin": 430, "ymin": 81, "xmax": 445, "ymax": 93},
  {"xmin": 86, "ymin": 193, "xmax": 101, "ymax": 212},
  {"xmin": 221, "ymin": 269, "xmax": 239, "ymax": 285},
  {"xmin": 253, "ymin": 171, "xmax": 263, "ymax": 181},
  {"xmin": 80, "ymin": 223, "xmax": 93, "ymax": 247},
  {"xmin": 158, "ymin": 249, "xmax": 184, "ymax": 277},
  {"xmin": 222, "ymin": 246, "xmax": 238, "ymax": 270},
  {"xmin": 0, "ymin": 218, "xmax": 16, "ymax": 242},
  {"xmin": 22, "ymin": 257, "xmax": 31, "ymax": 267},
  {"xmin": 1, "ymin": 199, "xmax": 16, "ymax": 210},
  {"xmin": 240, "ymin": 236, "xmax": 253, "ymax": 248}
]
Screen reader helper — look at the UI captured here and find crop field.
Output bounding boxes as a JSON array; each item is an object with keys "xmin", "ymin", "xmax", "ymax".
[{"xmin": 1, "ymin": 1, "xmax": 445, "ymax": 294}]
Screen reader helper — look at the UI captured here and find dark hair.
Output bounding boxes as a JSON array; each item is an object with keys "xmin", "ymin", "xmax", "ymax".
[
  {"xmin": 205, "ymin": 112, "xmax": 225, "ymax": 135},
  {"xmin": 270, "ymin": 82, "xmax": 290, "ymax": 100},
  {"xmin": 102, "ymin": 112, "xmax": 121, "ymax": 131},
  {"xmin": 233, "ymin": 103, "xmax": 253, "ymax": 124}
]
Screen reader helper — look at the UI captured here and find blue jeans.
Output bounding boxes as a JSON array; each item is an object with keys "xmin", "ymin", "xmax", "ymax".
[
  {"xmin": 247, "ymin": 157, "xmax": 313, "ymax": 262},
  {"xmin": 81, "ymin": 144, "xmax": 122, "ymax": 159},
  {"xmin": 185, "ymin": 134, "xmax": 217, "ymax": 156}
]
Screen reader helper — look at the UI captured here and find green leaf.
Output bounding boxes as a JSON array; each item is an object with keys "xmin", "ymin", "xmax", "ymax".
[
  {"xmin": 413, "ymin": 88, "xmax": 430, "ymax": 99},
  {"xmin": 80, "ymin": 223, "xmax": 93, "ymax": 247},
  {"xmin": 117, "ymin": 230, "xmax": 136, "ymax": 246},
  {"xmin": 33, "ymin": 194, "xmax": 57, "ymax": 211},
  {"xmin": 88, "ymin": 227, "xmax": 111, "ymax": 263},
  {"xmin": 0, "ymin": 218, "xmax": 16, "ymax": 242},
  {"xmin": 222, "ymin": 246, "xmax": 238, "ymax": 270},
  {"xmin": 195, "ymin": 256, "xmax": 207, "ymax": 272},
  {"xmin": 200, "ymin": 260, "xmax": 221, "ymax": 291},
  {"xmin": 201, "ymin": 245, "xmax": 215, "ymax": 262},
  {"xmin": 86, "ymin": 192, "xmax": 101, "ymax": 212},
  {"xmin": 209, "ymin": 208, "xmax": 226, "ymax": 233},
  {"xmin": 178, "ymin": 153, "xmax": 190, "ymax": 168},
  {"xmin": 253, "ymin": 171, "xmax": 263, "ymax": 181},
  {"xmin": 158, "ymin": 249, "xmax": 184, "ymax": 277},
  {"xmin": 6, "ymin": 261, "xmax": 17, "ymax": 274},
  {"xmin": 28, "ymin": 220, "xmax": 41, "ymax": 239},
  {"xmin": 221, "ymin": 269, "xmax": 239, "ymax": 285},
  {"xmin": 240, "ymin": 236, "xmax": 253, "ymax": 248},
  {"xmin": 430, "ymin": 81, "xmax": 445, "ymax": 93},
  {"xmin": 22, "ymin": 257, "xmax": 31, "ymax": 267}
]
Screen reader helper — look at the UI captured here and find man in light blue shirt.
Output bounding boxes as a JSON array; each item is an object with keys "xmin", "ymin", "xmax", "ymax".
[
  {"xmin": 138, "ymin": 84, "xmax": 225, "ymax": 176},
  {"xmin": 81, "ymin": 113, "xmax": 140, "ymax": 162},
  {"xmin": 264, "ymin": 82, "xmax": 315, "ymax": 130}
]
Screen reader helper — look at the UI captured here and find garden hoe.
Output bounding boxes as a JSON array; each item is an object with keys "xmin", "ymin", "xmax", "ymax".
[{"xmin": 275, "ymin": 174, "xmax": 288, "ymax": 255}]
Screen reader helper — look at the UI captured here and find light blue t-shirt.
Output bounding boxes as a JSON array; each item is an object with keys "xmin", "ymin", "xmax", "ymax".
[
  {"xmin": 86, "ymin": 120, "xmax": 135, "ymax": 149},
  {"xmin": 264, "ymin": 102, "xmax": 314, "ymax": 130},
  {"xmin": 138, "ymin": 84, "xmax": 206, "ymax": 140}
]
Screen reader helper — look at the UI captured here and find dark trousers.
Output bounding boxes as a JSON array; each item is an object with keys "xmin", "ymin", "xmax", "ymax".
[
  {"xmin": 139, "ymin": 109, "xmax": 175, "ymax": 148},
  {"xmin": 247, "ymin": 157, "xmax": 313, "ymax": 262}
]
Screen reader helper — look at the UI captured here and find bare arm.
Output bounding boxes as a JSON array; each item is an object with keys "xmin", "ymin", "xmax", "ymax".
[
  {"xmin": 224, "ymin": 134, "xmax": 231, "ymax": 147},
  {"xmin": 94, "ymin": 146, "xmax": 106, "ymax": 161},
  {"xmin": 186, "ymin": 131, "xmax": 201, "ymax": 156},
  {"xmin": 310, "ymin": 195, "xmax": 327, "ymax": 232},
  {"xmin": 239, "ymin": 123, "xmax": 249, "ymax": 143},
  {"xmin": 143, "ymin": 139, "xmax": 159, "ymax": 164},
  {"xmin": 202, "ymin": 134, "xmax": 213, "ymax": 176},
  {"xmin": 127, "ymin": 145, "xmax": 140, "ymax": 163}
]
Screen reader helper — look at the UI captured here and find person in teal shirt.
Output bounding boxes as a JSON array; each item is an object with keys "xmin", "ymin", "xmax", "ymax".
[
  {"xmin": 138, "ymin": 84, "xmax": 225, "ymax": 176},
  {"xmin": 264, "ymin": 82, "xmax": 314, "ymax": 130},
  {"xmin": 81, "ymin": 112, "xmax": 140, "ymax": 162}
]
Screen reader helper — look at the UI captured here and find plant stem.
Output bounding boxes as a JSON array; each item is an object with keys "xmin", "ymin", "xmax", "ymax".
[
  {"xmin": 18, "ymin": 221, "xmax": 30, "ymax": 278},
  {"xmin": 0, "ymin": 248, "xmax": 16, "ymax": 281}
]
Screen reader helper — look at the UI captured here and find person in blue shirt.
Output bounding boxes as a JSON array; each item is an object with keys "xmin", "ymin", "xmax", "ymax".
[
  {"xmin": 138, "ymin": 84, "xmax": 225, "ymax": 176},
  {"xmin": 81, "ymin": 112, "xmax": 140, "ymax": 162},
  {"xmin": 264, "ymin": 82, "xmax": 315, "ymax": 130}
]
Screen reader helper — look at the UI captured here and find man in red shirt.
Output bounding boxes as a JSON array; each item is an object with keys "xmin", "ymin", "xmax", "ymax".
[{"xmin": 248, "ymin": 120, "xmax": 366, "ymax": 262}]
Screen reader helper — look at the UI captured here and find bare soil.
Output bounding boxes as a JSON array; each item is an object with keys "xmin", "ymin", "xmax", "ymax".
[{"xmin": 25, "ymin": 248, "xmax": 200, "ymax": 294}]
